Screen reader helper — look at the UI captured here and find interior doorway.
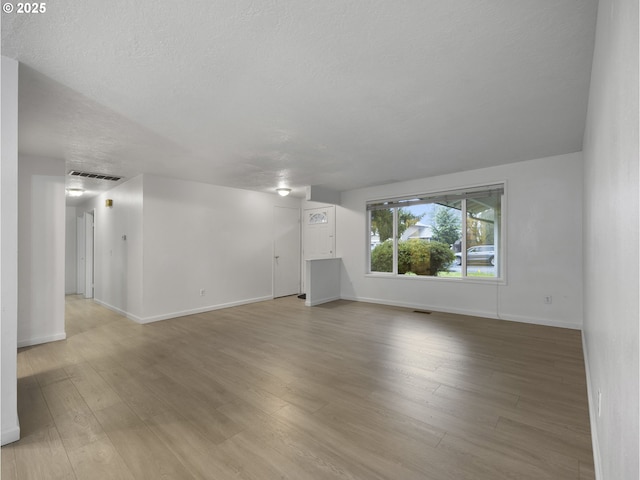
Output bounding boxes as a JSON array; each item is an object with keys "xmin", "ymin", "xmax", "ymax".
[
  {"xmin": 76, "ymin": 214, "xmax": 85, "ymax": 295},
  {"xmin": 83, "ymin": 210, "xmax": 94, "ymax": 299},
  {"xmin": 273, "ymin": 206, "xmax": 301, "ymax": 298}
]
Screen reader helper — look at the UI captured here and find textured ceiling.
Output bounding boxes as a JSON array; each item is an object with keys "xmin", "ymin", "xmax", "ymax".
[{"xmin": 2, "ymin": 0, "xmax": 598, "ymax": 202}]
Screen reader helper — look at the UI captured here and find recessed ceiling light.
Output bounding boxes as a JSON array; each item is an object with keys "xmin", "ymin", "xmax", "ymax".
[
  {"xmin": 276, "ymin": 187, "xmax": 292, "ymax": 197},
  {"xmin": 66, "ymin": 188, "xmax": 85, "ymax": 197}
]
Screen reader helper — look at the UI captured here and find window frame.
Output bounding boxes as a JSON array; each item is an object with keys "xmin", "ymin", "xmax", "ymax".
[{"xmin": 366, "ymin": 182, "xmax": 506, "ymax": 283}]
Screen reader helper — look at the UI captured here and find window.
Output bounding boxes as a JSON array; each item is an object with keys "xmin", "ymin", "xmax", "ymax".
[
  {"xmin": 308, "ymin": 212, "xmax": 328, "ymax": 224},
  {"xmin": 368, "ymin": 184, "xmax": 504, "ymax": 279}
]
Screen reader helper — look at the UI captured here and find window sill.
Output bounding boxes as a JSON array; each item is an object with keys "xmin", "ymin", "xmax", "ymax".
[{"xmin": 365, "ymin": 272, "xmax": 506, "ymax": 285}]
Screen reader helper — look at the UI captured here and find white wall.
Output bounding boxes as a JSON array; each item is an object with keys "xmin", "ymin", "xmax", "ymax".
[
  {"xmin": 339, "ymin": 152, "xmax": 584, "ymax": 329},
  {"xmin": 80, "ymin": 174, "xmax": 300, "ymax": 323},
  {"xmin": 141, "ymin": 175, "xmax": 300, "ymax": 322},
  {"xmin": 65, "ymin": 206, "xmax": 77, "ymax": 294},
  {"xmin": 1, "ymin": 56, "xmax": 20, "ymax": 445},
  {"xmin": 582, "ymin": 0, "xmax": 639, "ymax": 478},
  {"xmin": 77, "ymin": 175, "xmax": 144, "ymax": 320},
  {"xmin": 305, "ymin": 258, "xmax": 341, "ymax": 306},
  {"xmin": 17, "ymin": 156, "xmax": 67, "ymax": 347}
]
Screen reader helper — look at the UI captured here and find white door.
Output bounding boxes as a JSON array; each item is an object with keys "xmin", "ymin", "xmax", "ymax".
[
  {"xmin": 273, "ymin": 206, "xmax": 301, "ymax": 298},
  {"xmin": 303, "ymin": 206, "xmax": 335, "ymax": 259},
  {"xmin": 76, "ymin": 215, "xmax": 85, "ymax": 295},
  {"xmin": 84, "ymin": 211, "xmax": 94, "ymax": 299}
]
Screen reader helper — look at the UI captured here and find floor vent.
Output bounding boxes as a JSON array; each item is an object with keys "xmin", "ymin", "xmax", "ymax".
[
  {"xmin": 413, "ymin": 310, "xmax": 432, "ymax": 315},
  {"xmin": 68, "ymin": 170, "xmax": 123, "ymax": 182}
]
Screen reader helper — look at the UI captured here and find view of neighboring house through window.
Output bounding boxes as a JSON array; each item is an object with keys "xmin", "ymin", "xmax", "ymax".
[{"xmin": 368, "ymin": 184, "xmax": 504, "ymax": 279}]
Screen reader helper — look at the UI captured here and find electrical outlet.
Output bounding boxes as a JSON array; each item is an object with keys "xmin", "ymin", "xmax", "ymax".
[
  {"xmin": 199, "ymin": 289, "xmax": 205, "ymax": 296},
  {"xmin": 544, "ymin": 295, "xmax": 552, "ymax": 304},
  {"xmin": 597, "ymin": 390, "xmax": 602, "ymax": 417}
]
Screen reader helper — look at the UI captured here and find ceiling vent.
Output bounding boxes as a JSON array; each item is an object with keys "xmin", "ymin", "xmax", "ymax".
[{"xmin": 68, "ymin": 170, "xmax": 123, "ymax": 182}]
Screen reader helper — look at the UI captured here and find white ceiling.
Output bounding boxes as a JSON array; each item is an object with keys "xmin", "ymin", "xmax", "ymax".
[{"xmin": 2, "ymin": 0, "xmax": 598, "ymax": 203}]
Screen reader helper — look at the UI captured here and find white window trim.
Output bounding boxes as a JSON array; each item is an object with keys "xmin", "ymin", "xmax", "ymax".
[{"xmin": 366, "ymin": 181, "xmax": 507, "ymax": 283}]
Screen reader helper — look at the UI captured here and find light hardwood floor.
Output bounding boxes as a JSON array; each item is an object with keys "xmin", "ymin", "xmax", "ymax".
[{"xmin": 2, "ymin": 295, "xmax": 595, "ymax": 479}]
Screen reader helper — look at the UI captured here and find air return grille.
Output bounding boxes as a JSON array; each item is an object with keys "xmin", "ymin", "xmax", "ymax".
[{"xmin": 68, "ymin": 170, "xmax": 123, "ymax": 182}]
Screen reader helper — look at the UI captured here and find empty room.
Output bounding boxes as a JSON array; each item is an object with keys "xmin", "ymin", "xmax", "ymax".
[{"xmin": 1, "ymin": 1, "xmax": 638, "ymax": 479}]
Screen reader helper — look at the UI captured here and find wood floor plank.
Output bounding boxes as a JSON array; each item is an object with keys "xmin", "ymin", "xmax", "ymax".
[
  {"xmin": 152, "ymin": 353, "xmax": 236, "ymax": 407},
  {"xmin": 11, "ymin": 427, "xmax": 77, "ymax": 480},
  {"xmin": 433, "ymin": 417, "xmax": 584, "ymax": 478},
  {"xmin": 16, "ymin": 384, "xmax": 56, "ymax": 437},
  {"xmin": 65, "ymin": 361, "xmax": 122, "ymax": 412},
  {"xmin": 580, "ymin": 461, "xmax": 596, "ymax": 479},
  {"xmin": 140, "ymin": 366, "xmax": 243, "ymax": 443},
  {"xmin": 496, "ymin": 416, "xmax": 594, "ymax": 464},
  {"xmin": 1, "ymin": 443, "xmax": 18, "ymax": 480},
  {"xmin": 54, "ymin": 408, "xmax": 134, "ymax": 478},
  {"xmin": 369, "ymin": 384, "xmax": 503, "ymax": 430},
  {"xmin": 179, "ymin": 349, "xmax": 291, "ymax": 415},
  {"xmin": 89, "ymin": 358, "xmax": 174, "ymax": 422},
  {"xmin": 437, "ymin": 432, "xmax": 577, "ymax": 480},
  {"xmin": 215, "ymin": 431, "xmax": 315, "ymax": 480},
  {"xmin": 490, "ymin": 370, "xmax": 589, "ymax": 405},
  {"xmin": 16, "ymin": 348, "xmax": 39, "ymax": 390},
  {"xmin": 235, "ymin": 408, "xmax": 394, "ymax": 480},
  {"xmin": 64, "ymin": 436, "xmax": 136, "ymax": 480},
  {"xmin": 145, "ymin": 410, "xmax": 239, "ymax": 480},
  {"xmin": 433, "ymin": 383, "xmax": 520, "ymax": 409},
  {"xmin": 93, "ymin": 402, "xmax": 194, "ymax": 480},
  {"xmin": 312, "ymin": 397, "xmax": 445, "ymax": 451},
  {"xmin": 40, "ymin": 376, "xmax": 136, "ymax": 479},
  {"xmin": 26, "ymin": 340, "xmax": 84, "ymax": 388},
  {"xmin": 275, "ymin": 403, "xmax": 466, "ymax": 480},
  {"xmin": 2, "ymin": 295, "xmax": 595, "ymax": 480},
  {"xmin": 48, "ymin": 404, "xmax": 102, "ymax": 452},
  {"xmin": 41, "ymin": 378, "xmax": 92, "ymax": 419}
]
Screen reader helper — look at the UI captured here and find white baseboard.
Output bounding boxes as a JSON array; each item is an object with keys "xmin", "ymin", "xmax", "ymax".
[
  {"xmin": 93, "ymin": 299, "xmax": 144, "ymax": 323},
  {"xmin": 96, "ymin": 293, "xmax": 582, "ymax": 330},
  {"xmin": 17, "ymin": 332, "xmax": 66, "ymax": 348},
  {"xmin": 1, "ymin": 424, "xmax": 20, "ymax": 446},
  {"xmin": 496, "ymin": 312, "xmax": 582, "ymax": 330},
  {"xmin": 95, "ymin": 296, "xmax": 273, "ymax": 324},
  {"xmin": 138, "ymin": 296, "xmax": 273, "ymax": 324},
  {"xmin": 340, "ymin": 294, "xmax": 498, "ymax": 319},
  {"xmin": 582, "ymin": 333, "xmax": 603, "ymax": 480},
  {"xmin": 340, "ymin": 295, "xmax": 582, "ymax": 330}
]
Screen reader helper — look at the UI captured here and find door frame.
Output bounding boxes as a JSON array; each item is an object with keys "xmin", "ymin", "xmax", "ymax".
[
  {"xmin": 76, "ymin": 214, "xmax": 85, "ymax": 295},
  {"xmin": 84, "ymin": 210, "xmax": 94, "ymax": 299},
  {"xmin": 273, "ymin": 206, "xmax": 302, "ymax": 298},
  {"xmin": 301, "ymin": 205, "xmax": 335, "ymax": 293}
]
